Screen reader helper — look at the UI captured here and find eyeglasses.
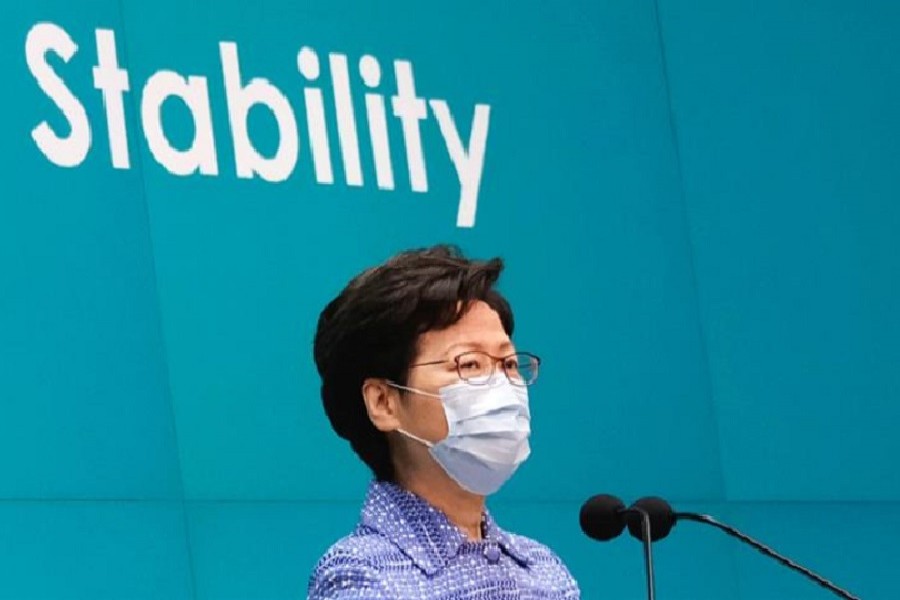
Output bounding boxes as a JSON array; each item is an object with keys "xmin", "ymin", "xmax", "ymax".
[{"xmin": 410, "ymin": 351, "xmax": 541, "ymax": 386}]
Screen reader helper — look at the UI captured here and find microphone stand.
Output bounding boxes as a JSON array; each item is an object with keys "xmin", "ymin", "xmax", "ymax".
[
  {"xmin": 628, "ymin": 507, "xmax": 656, "ymax": 600},
  {"xmin": 677, "ymin": 512, "xmax": 860, "ymax": 600}
]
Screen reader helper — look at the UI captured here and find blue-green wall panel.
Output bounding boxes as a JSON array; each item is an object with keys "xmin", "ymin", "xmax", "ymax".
[
  {"xmin": 727, "ymin": 503, "xmax": 900, "ymax": 599},
  {"xmin": 0, "ymin": 0, "xmax": 182, "ymax": 500},
  {"xmin": 186, "ymin": 501, "xmax": 359, "ymax": 600},
  {"xmin": 0, "ymin": 501, "xmax": 193, "ymax": 599},
  {"xmin": 657, "ymin": 0, "xmax": 900, "ymax": 501}
]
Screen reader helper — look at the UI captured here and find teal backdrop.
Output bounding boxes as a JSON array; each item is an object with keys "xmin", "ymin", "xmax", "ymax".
[{"xmin": 2, "ymin": 1, "xmax": 898, "ymax": 599}]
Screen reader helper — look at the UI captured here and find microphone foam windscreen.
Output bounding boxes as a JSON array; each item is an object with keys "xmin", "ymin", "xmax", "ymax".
[
  {"xmin": 626, "ymin": 496, "xmax": 677, "ymax": 542},
  {"xmin": 579, "ymin": 494, "xmax": 627, "ymax": 541}
]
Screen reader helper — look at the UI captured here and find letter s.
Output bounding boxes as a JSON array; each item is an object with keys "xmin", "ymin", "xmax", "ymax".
[{"xmin": 25, "ymin": 22, "xmax": 91, "ymax": 167}]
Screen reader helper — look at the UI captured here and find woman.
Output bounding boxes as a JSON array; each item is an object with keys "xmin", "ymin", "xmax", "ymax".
[{"xmin": 308, "ymin": 245, "xmax": 580, "ymax": 599}]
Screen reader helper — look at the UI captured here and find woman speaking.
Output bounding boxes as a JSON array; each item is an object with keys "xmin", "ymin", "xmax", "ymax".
[{"xmin": 307, "ymin": 245, "xmax": 579, "ymax": 599}]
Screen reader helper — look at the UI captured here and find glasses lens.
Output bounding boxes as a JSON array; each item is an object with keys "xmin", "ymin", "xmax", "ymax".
[
  {"xmin": 456, "ymin": 351, "xmax": 494, "ymax": 384},
  {"xmin": 505, "ymin": 353, "xmax": 539, "ymax": 385},
  {"xmin": 455, "ymin": 352, "xmax": 540, "ymax": 385}
]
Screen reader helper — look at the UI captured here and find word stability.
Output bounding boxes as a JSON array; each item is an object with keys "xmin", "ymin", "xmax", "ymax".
[{"xmin": 26, "ymin": 22, "xmax": 491, "ymax": 227}]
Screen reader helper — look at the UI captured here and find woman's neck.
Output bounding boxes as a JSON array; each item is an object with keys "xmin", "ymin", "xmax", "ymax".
[{"xmin": 395, "ymin": 468, "xmax": 486, "ymax": 541}]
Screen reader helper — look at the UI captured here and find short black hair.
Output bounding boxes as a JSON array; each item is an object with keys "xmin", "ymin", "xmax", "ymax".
[{"xmin": 312, "ymin": 244, "xmax": 514, "ymax": 481}]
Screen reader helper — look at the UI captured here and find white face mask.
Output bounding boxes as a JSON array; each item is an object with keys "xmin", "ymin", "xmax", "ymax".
[{"xmin": 388, "ymin": 377, "xmax": 531, "ymax": 496}]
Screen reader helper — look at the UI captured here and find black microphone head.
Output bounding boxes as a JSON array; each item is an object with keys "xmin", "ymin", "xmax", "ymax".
[
  {"xmin": 579, "ymin": 494, "xmax": 627, "ymax": 541},
  {"xmin": 626, "ymin": 496, "xmax": 677, "ymax": 542}
]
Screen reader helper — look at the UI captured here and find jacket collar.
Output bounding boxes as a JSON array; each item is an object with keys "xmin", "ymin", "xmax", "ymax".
[{"xmin": 359, "ymin": 480, "xmax": 532, "ymax": 575}]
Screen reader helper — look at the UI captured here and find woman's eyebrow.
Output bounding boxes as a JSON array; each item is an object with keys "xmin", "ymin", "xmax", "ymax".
[
  {"xmin": 444, "ymin": 340, "xmax": 515, "ymax": 356},
  {"xmin": 442, "ymin": 342, "xmax": 477, "ymax": 356}
]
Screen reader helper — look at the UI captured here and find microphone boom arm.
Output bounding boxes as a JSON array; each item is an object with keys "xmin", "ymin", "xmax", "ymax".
[{"xmin": 676, "ymin": 512, "xmax": 861, "ymax": 600}]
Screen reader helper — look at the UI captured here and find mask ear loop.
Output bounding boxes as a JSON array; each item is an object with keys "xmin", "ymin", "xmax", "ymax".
[
  {"xmin": 386, "ymin": 381, "xmax": 442, "ymax": 448},
  {"xmin": 395, "ymin": 428, "xmax": 435, "ymax": 448},
  {"xmin": 386, "ymin": 381, "xmax": 441, "ymax": 398}
]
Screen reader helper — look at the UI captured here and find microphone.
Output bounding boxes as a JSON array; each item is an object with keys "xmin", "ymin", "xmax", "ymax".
[
  {"xmin": 624, "ymin": 496, "xmax": 860, "ymax": 600},
  {"xmin": 579, "ymin": 494, "xmax": 627, "ymax": 541},
  {"xmin": 579, "ymin": 495, "xmax": 656, "ymax": 600},
  {"xmin": 625, "ymin": 496, "xmax": 677, "ymax": 541}
]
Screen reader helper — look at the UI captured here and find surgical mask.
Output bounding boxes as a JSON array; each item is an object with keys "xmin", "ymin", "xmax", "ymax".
[{"xmin": 388, "ymin": 377, "xmax": 531, "ymax": 495}]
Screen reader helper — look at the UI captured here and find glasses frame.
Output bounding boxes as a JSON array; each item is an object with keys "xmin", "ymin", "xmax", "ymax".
[{"xmin": 409, "ymin": 350, "xmax": 541, "ymax": 386}]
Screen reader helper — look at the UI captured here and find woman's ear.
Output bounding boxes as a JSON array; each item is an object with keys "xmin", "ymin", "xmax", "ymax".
[{"xmin": 361, "ymin": 378, "xmax": 402, "ymax": 432}]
